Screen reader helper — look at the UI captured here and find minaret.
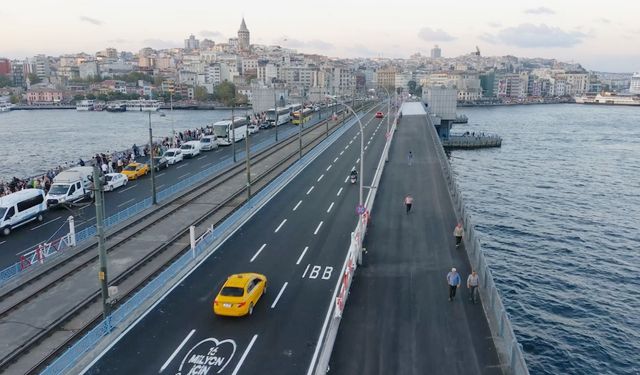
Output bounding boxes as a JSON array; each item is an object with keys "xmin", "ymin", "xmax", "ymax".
[{"xmin": 238, "ymin": 18, "xmax": 250, "ymax": 52}]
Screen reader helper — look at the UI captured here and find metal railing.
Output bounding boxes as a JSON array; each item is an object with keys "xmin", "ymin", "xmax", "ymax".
[
  {"xmin": 40, "ymin": 108, "xmax": 367, "ymax": 375},
  {"xmin": 427, "ymin": 111, "xmax": 529, "ymax": 375}
]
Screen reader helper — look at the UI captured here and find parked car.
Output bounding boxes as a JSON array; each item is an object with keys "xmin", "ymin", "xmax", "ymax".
[
  {"xmin": 121, "ymin": 162, "xmax": 149, "ymax": 180},
  {"xmin": 259, "ymin": 122, "xmax": 273, "ymax": 130},
  {"xmin": 180, "ymin": 141, "xmax": 201, "ymax": 158},
  {"xmin": 104, "ymin": 173, "xmax": 128, "ymax": 191},
  {"xmin": 213, "ymin": 273, "xmax": 267, "ymax": 317},
  {"xmin": 248, "ymin": 125, "xmax": 259, "ymax": 134},
  {"xmin": 153, "ymin": 156, "xmax": 169, "ymax": 171},
  {"xmin": 199, "ymin": 135, "xmax": 219, "ymax": 151},
  {"xmin": 0, "ymin": 189, "xmax": 47, "ymax": 236},
  {"xmin": 163, "ymin": 148, "xmax": 183, "ymax": 164}
]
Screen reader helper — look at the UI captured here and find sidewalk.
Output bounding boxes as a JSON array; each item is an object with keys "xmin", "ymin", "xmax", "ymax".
[{"xmin": 329, "ymin": 104, "xmax": 503, "ymax": 375}]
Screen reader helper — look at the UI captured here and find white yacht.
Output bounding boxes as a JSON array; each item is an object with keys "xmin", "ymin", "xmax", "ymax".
[
  {"xmin": 0, "ymin": 102, "xmax": 14, "ymax": 112},
  {"xmin": 76, "ymin": 100, "xmax": 95, "ymax": 111}
]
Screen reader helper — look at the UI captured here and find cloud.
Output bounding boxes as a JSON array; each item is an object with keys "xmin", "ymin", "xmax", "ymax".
[
  {"xmin": 346, "ymin": 44, "xmax": 378, "ymax": 57},
  {"xmin": 524, "ymin": 7, "xmax": 555, "ymax": 15},
  {"xmin": 418, "ymin": 27, "xmax": 455, "ymax": 42},
  {"xmin": 79, "ymin": 16, "xmax": 102, "ymax": 25},
  {"xmin": 276, "ymin": 36, "xmax": 334, "ymax": 51},
  {"xmin": 108, "ymin": 38, "xmax": 128, "ymax": 44},
  {"xmin": 483, "ymin": 23, "xmax": 587, "ymax": 48},
  {"xmin": 306, "ymin": 39, "xmax": 334, "ymax": 50},
  {"xmin": 142, "ymin": 39, "xmax": 181, "ymax": 49},
  {"xmin": 487, "ymin": 22, "xmax": 502, "ymax": 28},
  {"xmin": 595, "ymin": 18, "xmax": 611, "ymax": 24},
  {"xmin": 200, "ymin": 30, "xmax": 222, "ymax": 38}
]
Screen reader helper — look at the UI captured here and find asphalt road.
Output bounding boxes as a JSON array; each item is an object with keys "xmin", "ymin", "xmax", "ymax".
[
  {"xmin": 329, "ymin": 109, "xmax": 503, "ymax": 375},
  {"xmin": 0, "ymin": 110, "xmax": 337, "ymax": 270},
  {"xmin": 80, "ymin": 104, "xmax": 389, "ymax": 375}
]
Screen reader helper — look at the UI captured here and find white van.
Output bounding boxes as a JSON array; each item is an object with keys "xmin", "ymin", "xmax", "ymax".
[
  {"xmin": 46, "ymin": 166, "xmax": 94, "ymax": 207},
  {"xmin": 199, "ymin": 135, "xmax": 218, "ymax": 151},
  {"xmin": 0, "ymin": 189, "xmax": 47, "ymax": 236},
  {"xmin": 180, "ymin": 141, "xmax": 201, "ymax": 158}
]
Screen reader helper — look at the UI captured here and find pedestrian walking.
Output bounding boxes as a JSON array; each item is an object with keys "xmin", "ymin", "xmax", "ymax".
[
  {"xmin": 454, "ymin": 222, "xmax": 464, "ymax": 248},
  {"xmin": 404, "ymin": 194, "xmax": 414, "ymax": 214},
  {"xmin": 407, "ymin": 151, "xmax": 413, "ymax": 166},
  {"xmin": 447, "ymin": 268, "xmax": 461, "ymax": 301},
  {"xmin": 467, "ymin": 270, "xmax": 480, "ymax": 304}
]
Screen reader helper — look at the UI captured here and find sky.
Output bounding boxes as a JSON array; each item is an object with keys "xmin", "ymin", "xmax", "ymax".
[{"xmin": 1, "ymin": 0, "xmax": 639, "ymax": 72}]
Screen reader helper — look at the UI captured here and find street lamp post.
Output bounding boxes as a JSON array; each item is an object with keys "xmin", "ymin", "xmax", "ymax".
[
  {"xmin": 379, "ymin": 85, "xmax": 392, "ymax": 134},
  {"xmin": 245, "ymin": 122, "xmax": 251, "ymax": 199},
  {"xmin": 148, "ymin": 112, "xmax": 157, "ymax": 205},
  {"xmin": 331, "ymin": 97, "xmax": 365, "ymax": 207},
  {"xmin": 231, "ymin": 104, "xmax": 236, "ymax": 162},
  {"xmin": 273, "ymin": 88, "xmax": 279, "ymax": 142},
  {"xmin": 92, "ymin": 166, "xmax": 109, "ymax": 319}
]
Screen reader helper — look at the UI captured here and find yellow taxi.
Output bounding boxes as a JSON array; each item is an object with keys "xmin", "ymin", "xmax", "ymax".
[
  {"xmin": 213, "ymin": 273, "xmax": 267, "ymax": 317},
  {"xmin": 121, "ymin": 162, "xmax": 149, "ymax": 180}
]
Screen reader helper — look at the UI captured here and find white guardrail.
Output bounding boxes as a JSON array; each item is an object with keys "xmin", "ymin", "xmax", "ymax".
[{"xmin": 308, "ymin": 105, "xmax": 400, "ymax": 375}]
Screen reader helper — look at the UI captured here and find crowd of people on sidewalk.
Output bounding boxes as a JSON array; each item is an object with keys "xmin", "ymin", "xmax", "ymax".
[{"xmin": 0, "ymin": 123, "xmax": 221, "ymax": 198}]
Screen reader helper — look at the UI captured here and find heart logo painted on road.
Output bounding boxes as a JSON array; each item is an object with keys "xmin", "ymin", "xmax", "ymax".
[{"xmin": 177, "ymin": 337, "xmax": 237, "ymax": 374}]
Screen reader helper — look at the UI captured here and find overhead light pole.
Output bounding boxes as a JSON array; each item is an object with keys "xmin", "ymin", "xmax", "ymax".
[
  {"xmin": 148, "ymin": 111, "xmax": 157, "ymax": 204},
  {"xmin": 273, "ymin": 87, "xmax": 279, "ymax": 142}
]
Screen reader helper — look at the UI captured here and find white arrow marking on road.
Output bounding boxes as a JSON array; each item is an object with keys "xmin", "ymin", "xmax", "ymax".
[
  {"xmin": 296, "ymin": 247, "xmax": 309, "ymax": 265},
  {"xmin": 337, "ymin": 187, "xmax": 343, "ymax": 196},
  {"xmin": 314, "ymin": 221, "xmax": 323, "ymax": 235},
  {"xmin": 293, "ymin": 200, "xmax": 302, "ymax": 211},
  {"xmin": 250, "ymin": 244, "xmax": 267, "ymax": 263},
  {"xmin": 29, "ymin": 216, "xmax": 61, "ymax": 231},
  {"xmin": 274, "ymin": 219, "xmax": 287, "ymax": 233},
  {"xmin": 306, "ymin": 186, "xmax": 314, "ymax": 195},
  {"xmin": 231, "ymin": 334, "xmax": 258, "ymax": 375},
  {"xmin": 159, "ymin": 329, "xmax": 196, "ymax": 373},
  {"xmin": 271, "ymin": 282, "xmax": 288, "ymax": 308},
  {"xmin": 327, "ymin": 202, "xmax": 334, "ymax": 213}
]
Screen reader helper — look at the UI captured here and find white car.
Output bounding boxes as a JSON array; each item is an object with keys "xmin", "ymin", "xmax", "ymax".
[
  {"xmin": 104, "ymin": 173, "xmax": 128, "ymax": 191},
  {"xmin": 248, "ymin": 125, "xmax": 259, "ymax": 134},
  {"xmin": 163, "ymin": 148, "xmax": 184, "ymax": 164},
  {"xmin": 199, "ymin": 135, "xmax": 218, "ymax": 151}
]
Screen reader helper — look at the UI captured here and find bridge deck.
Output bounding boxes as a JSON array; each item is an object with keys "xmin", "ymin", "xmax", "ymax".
[{"xmin": 329, "ymin": 105, "xmax": 503, "ymax": 375}]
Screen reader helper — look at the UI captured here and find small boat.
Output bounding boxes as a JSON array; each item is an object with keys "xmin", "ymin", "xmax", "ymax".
[
  {"xmin": 0, "ymin": 102, "xmax": 14, "ymax": 112},
  {"xmin": 159, "ymin": 112, "xmax": 166, "ymax": 117},
  {"xmin": 106, "ymin": 103, "xmax": 127, "ymax": 112},
  {"xmin": 76, "ymin": 100, "xmax": 95, "ymax": 111},
  {"xmin": 453, "ymin": 114, "xmax": 468, "ymax": 124}
]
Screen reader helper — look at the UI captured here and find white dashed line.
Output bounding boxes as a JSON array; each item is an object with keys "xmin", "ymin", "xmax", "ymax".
[
  {"xmin": 293, "ymin": 200, "xmax": 302, "ymax": 211},
  {"xmin": 314, "ymin": 221, "xmax": 323, "ymax": 235},
  {"xmin": 340, "ymin": 151, "xmax": 344, "ymax": 156},
  {"xmin": 197, "ymin": 155, "xmax": 206, "ymax": 160},
  {"xmin": 176, "ymin": 163, "xmax": 189, "ymax": 169},
  {"xmin": 333, "ymin": 157, "xmax": 339, "ymax": 163},
  {"xmin": 118, "ymin": 185, "xmax": 136, "ymax": 193},
  {"xmin": 302, "ymin": 264, "xmax": 310, "ymax": 278},
  {"xmin": 344, "ymin": 176, "xmax": 349, "ymax": 183},
  {"xmin": 157, "ymin": 184, "xmax": 166, "ymax": 189},
  {"xmin": 337, "ymin": 187, "xmax": 343, "ymax": 196},
  {"xmin": 296, "ymin": 247, "xmax": 309, "ymax": 265},
  {"xmin": 326, "ymin": 165, "xmax": 332, "ymax": 171},
  {"xmin": 327, "ymin": 202, "xmax": 334, "ymax": 213},
  {"xmin": 178, "ymin": 173, "xmax": 190, "ymax": 179},
  {"xmin": 231, "ymin": 334, "xmax": 258, "ymax": 375},
  {"xmin": 0, "ymin": 240, "xmax": 6, "ymax": 245},
  {"xmin": 364, "ymin": 146, "xmax": 368, "ymax": 150},
  {"xmin": 200, "ymin": 164, "xmax": 210, "ymax": 169},
  {"xmin": 117, "ymin": 198, "xmax": 136, "ymax": 208},
  {"xmin": 275, "ymin": 219, "xmax": 287, "ymax": 233},
  {"xmin": 317, "ymin": 174, "xmax": 324, "ymax": 182},
  {"xmin": 349, "ymin": 140, "xmax": 353, "ymax": 145},
  {"xmin": 159, "ymin": 329, "xmax": 196, "ymax": 373},
  {"xmin": 156, "ymin": 172, "xmax": 166, "ymax": 177},
  {"xmin": 30, "ymin": 216, "xmax": 61, "ymax": 231},
  {"xmin": 307, "ymin": 186, "xmax": 314, "ymax": 195},
  {"xmin": 356, "ymin": 158, "xmax": 360, "ymax": 163},
  {"xmin": 250, "ymin": 243, "xmax": 267, "ymax": 262},
  {"xmin": 271, "ymin": 282, "xmax": 288, "ymax": 308}
]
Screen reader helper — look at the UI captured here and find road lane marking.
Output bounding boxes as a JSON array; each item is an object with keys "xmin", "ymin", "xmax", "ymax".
[
  {"xmin": 333, "ymin": 157, "xmax": 339, "ymax": 163},
  {"xmin": 344, "ymin": 176, "xmax": 349, "ymax": 183},
  {"xmin": 337, "ymin": 187, "xmax": 343, "ymax": 196},
  {"xmin": 231, "ymin": 334, "xmax": 258, "ymax": 375},
  {"xmin": 157, "ymin": 184, "xmax": 166, "ymax": 189},
  {"xmin": 29, "ymin": 216, "xmax": 61, "ymax": 231},
  {"xmin": 340, "ymin": 151, "xmax": 344, "ymax": 155},
  {"xmin": 327, "ymin": 202, "xmax": 334, "ymax": 213},
  {"xmin": 296, "ymin": 247, "xmax": 309, "ymax": 265},
  {"xmin": 326, "ymin": 165, "xmax": 332, "ymax": 171},
  {"xmin": 118, "ymin": 185, "xmax": 136, "ymax": 193},
  {"xmin": 156, "ymin": 172, "xmax": 166, "ymax": 177},
  {"xmin": 365, "ymin": 146, "xmax": 368, "ymax": 150},
  {"xmin": 176, "ymin": 163, "xmax": 189, "ymax": 169},
  {"xmin": 178, "ymin": 173, "xmax": 190, "ymax": 179},
  {"xmin": 159, "ymin": 329, "xmax": 196, "ymax": 373},
  {"xmin": 271, "ymin": 282, "xmax": 288, "ymax": 308},
  {"xmin": 345, "ymin": 145, "xmax": 349, "ymax": 149},
  {"xmin": 317, "ymin": 174, "xmax": 324, "ymax": 182},
  {"xmin": 250, "ymin": 243, "xmax": 267, "ymax": 262},
  {"xmin": 314, "ymin": 221, "xmax": 323, "ymax": 235},
  {"xmin": 302, "ymin": 264, "xmax": 310, "ymax": 278},
  {"xmin": 78, "ymin": 216, "xmax": 95, "ymax": 225},
  {"xmin": 274, "ymin": 219, "xmax": 287, "ymax": 233},
  {"xmin": 306, "ymin": 186, "xmax": 314, "ymax": 195},
  {"xmin": 117, "ymin": 198, "xmax": 136, "ymax": 208},
  {"xmin": 200, "ymin": 164, "xmax": 210, "ymax": 169},
  {"xmin": 349, "ymin": 140, "xmax": 353, "ymax": 145},
  {"xmin": 293, "ymin": 200, "xmax": 302, "ymax": 211},
  {"xmin": 0, "ymin": 241, "xmax": 5, "ymax": 245},
  {"xmin": 197, "ymin": 155, "xmax": 206, "ymax": 160},
  {"xmin": 356, "ymin": 158, "xmax": 360, "ymax": 163}
]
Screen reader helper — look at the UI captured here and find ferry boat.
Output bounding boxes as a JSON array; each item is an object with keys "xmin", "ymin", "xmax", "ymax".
[
  {"xmin": 125, "ymin": 100, "xmax": 161, "ymax": 111},
  {"xmin": 0, "ymin": 101, "xmax": 14, "ymax": 112},
  {"xmin": 575, "ymin": 93, "xmax": 640, "ymax": 106},
  {"xmin": 76, "ymin": 100, "xmax": 95, "ymax": 111},
  {"xmin": 105, "ymin": 103, "xmax": 127, "ymax": 112}
]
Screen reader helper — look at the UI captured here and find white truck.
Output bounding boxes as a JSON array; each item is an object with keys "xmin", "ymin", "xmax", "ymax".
[{"xmin": 45, "ymin": 167, "xmax": 95, "ymax": 207}]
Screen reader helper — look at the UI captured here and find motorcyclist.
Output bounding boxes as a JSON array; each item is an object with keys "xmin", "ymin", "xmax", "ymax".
[{"xmin": 350, "ymin": 167, "xmax": 358, "ymax": 181}]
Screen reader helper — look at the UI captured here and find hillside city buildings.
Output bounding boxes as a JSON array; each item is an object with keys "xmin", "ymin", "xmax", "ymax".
[{"xmin": 0, "ymin": 18, "xmax": 638, "ymax": 107}]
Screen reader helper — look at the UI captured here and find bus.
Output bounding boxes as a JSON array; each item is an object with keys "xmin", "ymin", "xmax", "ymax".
[
  {"xmin": 213, "ymin": 117, "xmax": 249, "ymax": 145},
  {"xmin": 265, "ymin": 107, "xmax": 291, "ymax": 127},
  {"xmin": 291, "ymin": 108, "xmax": 313, "ymax": 125},
  {"xmin": 288, "ymin": 103, "xmax": 303, "ymax": 112}
]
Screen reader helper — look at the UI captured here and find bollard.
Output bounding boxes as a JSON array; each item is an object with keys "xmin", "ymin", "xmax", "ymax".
[
  {"xmin": 68, "ymin": 216, "xmax": 76, "ymax": 247},
  {"xmin": 190, "ymin": 226, "xmax": 196, "ymax": 258}
]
